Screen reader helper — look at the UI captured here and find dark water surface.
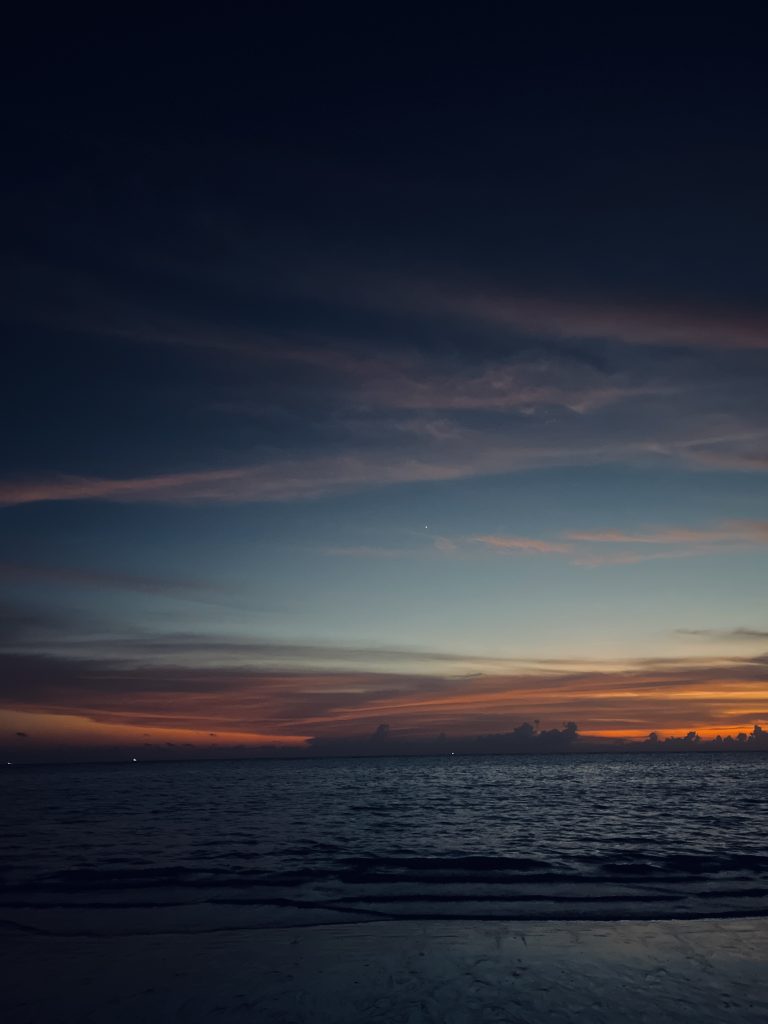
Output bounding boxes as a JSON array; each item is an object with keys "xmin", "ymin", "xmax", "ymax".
[{"xmin": 2, "ymin": 754, "xmax": 767, "ymax": 935}]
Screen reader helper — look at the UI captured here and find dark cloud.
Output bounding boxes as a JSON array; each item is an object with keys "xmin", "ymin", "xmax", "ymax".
[
  {"xmin": 305, "ymin": 721, "xmax": 579, "ymax": 756},
  {"xmin": 0, "ymin": 622, "xmax": 542, "ymax": 670},
  {"xmin": 643, "ymin": 725, "xmax": 768, "ymax": 751},
  {"xmin": 678, "ymin": 628, "xmax": 768, "ymax": 640},
  {"xmin": 0, "ymin": 561, "xmax": 230, "ymax": 602},
  {"xmin": 0, "ymin": 601, "xmax": 74, "ymax": 643}
]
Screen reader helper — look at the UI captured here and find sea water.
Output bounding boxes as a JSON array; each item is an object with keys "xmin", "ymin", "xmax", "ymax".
[{"xmin": 2, "ymin": 753, "xmax": 767, "ymax": 935}]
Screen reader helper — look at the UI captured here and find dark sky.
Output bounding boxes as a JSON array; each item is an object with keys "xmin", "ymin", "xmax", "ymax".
[{"xmin": 2, "ymin": 11, "xmax": 767, "ymax": 758}]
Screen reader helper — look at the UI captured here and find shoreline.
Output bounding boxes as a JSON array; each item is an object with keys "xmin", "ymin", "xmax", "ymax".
[
  {"xmin": 4, "ymin": 916, "xmax": 768, "ymax": 1023},
  {"xmin": 2, "ymin": 904, "xmax": 768, "ymax": 939}
]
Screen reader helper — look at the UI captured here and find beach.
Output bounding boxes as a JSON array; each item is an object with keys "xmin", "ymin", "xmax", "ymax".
[
  {"xmin": 4, "ymin": 916, "xmax": 767, "ymax": 1023},
  {"xmin": 4, "ymin": 759, "xmax": 767, "ymax": 1021}
]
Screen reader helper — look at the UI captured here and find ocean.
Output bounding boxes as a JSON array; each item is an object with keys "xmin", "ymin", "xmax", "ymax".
[{"xmin": 2, "ymin": 754, "xmax": 767, "ymax": 936}]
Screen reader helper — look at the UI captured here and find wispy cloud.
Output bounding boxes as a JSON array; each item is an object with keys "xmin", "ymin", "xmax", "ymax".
[
  {"xmin": 17, "ymin": 260, "xmax": 768, "ymax": 352},
  {"xmin": 472, "ymin": 535, "xmax": 571, "ymax": 554},
  {"xmin": 444, "ymin": 293, "xmax": 768, "ymax": 350},
  {"xmin": 4, "ymin": 275, "xmax": 768, "ymax": 514},
  {"xmin": 0, "ymin": 468, "xmax": 250, "ymax": 506},
  {"xmin": 0, "ymin": 456, "xmax": 472, "ymax": 508},
  {"xmin": 0, "ymin": 437, "xmax": 680, "ymax": 509},
  {"xmin": 569, "ymin": 548, "xmax": 710, "ymax": 567},
  {"xmin": 453, "ymin": 518, "xmax": 768, "ymax": 567},
  {"xmin": 346, "ymin": 274, "xmax": 768, "ymax": 350},
  {"xmin": 687, "ymin": 449, "xmax": 768, "ymax": 471},
  {"xmin": 319, "ymin": 545, "xmax": 412, "ymax": 558},
  {"xmin": 566, "ymin": 521, "xmax": 768, "ymax": 545},
  {"xmin": 325, "ymin": 350, "xmax": 665, "ymax": 414},
  {"xmin": 677, "ymin": 627, "xmax": 768, "ymax": 641},
  {"xmin": 0, "ymin": 562, "xmax": 226, "ymax": 601},
  {"xmin": 21, "ymin": 280, "xmax": 672, "ymax": 415},
  {"xmin": 9, "ymin": 429, "xmax": 739, "ymax": 509}
]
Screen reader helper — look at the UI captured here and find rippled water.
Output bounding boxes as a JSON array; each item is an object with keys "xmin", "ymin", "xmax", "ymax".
[{"xmin": 2, "ymin": 754, "xmax": 767, "ymax": 934}]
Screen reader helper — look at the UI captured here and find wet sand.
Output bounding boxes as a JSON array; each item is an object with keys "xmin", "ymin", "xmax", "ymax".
[{"xmin": 3, "ymin": 917, "xmax": 767, "ymax": 1023}]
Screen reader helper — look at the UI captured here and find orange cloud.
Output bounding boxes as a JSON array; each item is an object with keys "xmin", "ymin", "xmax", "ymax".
[
  {"xmin": 566, "ymin": 521, "xmax": 768, "ymax": 544},
  {"xmin": 0, "ymin": 458, "xmax": 469, "ymax": 508},
  {"xmin": 0, "ymin": 469, "xmax": 249, "ymax": 507},
  {"xmin": 2, "ymin": 649, "xmax": 766, "ymax": 750},
  {"xmin": 460, "ymin": 519, "xmax": 768, "ymax": 566}
]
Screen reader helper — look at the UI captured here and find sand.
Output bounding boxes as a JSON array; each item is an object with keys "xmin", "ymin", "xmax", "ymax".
[{"xmin": 3, "ymin": 917, "xmax": 767, "ymax": 1023}]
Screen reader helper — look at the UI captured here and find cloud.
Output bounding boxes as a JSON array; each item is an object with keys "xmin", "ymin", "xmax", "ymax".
[
  {"xmin": 566, "ymin": 521, "xmax": 768, "ymax": 545},
  {"xmin": 319, "ymin": 545, "xmax": 412, "ymax": 558},
  {"xmin": 212, "ymin": 259, "xmax": 768, "ymax": 351},
  {"xmin": 689, "ymin": 449, "xmax": 768, "ymax": 471},
  {"xmin": 0, "ymin": 468, "xmax": 250, "ymax": 507},
  {"xmin": 457, "ymin": 518, "xmax": 768, "ymax": 567},
  {"xmin": 23, "ymin": 283, "xmax": 674, "ymax": 414},
  {"xmin": 305, "ymin": 719, "xmax": 582, "ymax": 755},
  {"xmin": 178, "ymin": 259, "xmax": 768, "ymax": 353},
  {"xmin": 317, "ymin": 349, "xmax": 666, "ymax": 415},
  {"xmin": 568, "ymin": 548, "xmax": 712, "ymax": 567},
  {"xmin": 439, "ymin": 292, "xmax": 768, "ymax": 351},
  {"xmin": 472, "ymin": 535, "xmax": 571, "ymax": 554},
  {"xmin": 0, "ymin": 437, "xmax": 676, "ymax": 509},
  {"xmin": 0, "ymin": 627, "xmax": 523, "ymax": 672},
  {"xmin": 0, "ymin": 601, "xmax": 80, "ymax": 642},
  {"xmin": 18, "ymin": 260, "xmax": 768, "ymax": 355},
  {"xmin": 265, "ymin": 343, "xmax": 665, "ymax": 416},
  {"xmin": 677, "ymin": 627, "xmax": 768, "ymax": 641},
  {"xmin": 4, "ymin": 419, "xmax": 767, "ymax": 510},
  {"xmin": 4, "ymin": 277, "xmax": 768, "ymax": 516},
  {"xmin": 0, "ymin": 457, "xmax": 471, "ymax": 508},
  {"xmin": 344, "ymin": 274, "xmax": 768, "ymax": 350},
  {"xmin": 0, "ymin": 562, "xmax": 226, "ymax": 601},
  {"xmin": 1, "ymin": 642, "xmax": 767, "ymax": 752}
]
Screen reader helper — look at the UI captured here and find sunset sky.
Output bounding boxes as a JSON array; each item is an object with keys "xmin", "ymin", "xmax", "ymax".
[{"xmin": 2, "ymin": 13, "xmax": 767, "ymax": 759}]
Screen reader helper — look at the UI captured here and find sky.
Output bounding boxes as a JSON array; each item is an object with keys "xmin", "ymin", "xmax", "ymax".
[{"xmin": 1, "ymin": 11, "xmax": 767, "ymax": 759}]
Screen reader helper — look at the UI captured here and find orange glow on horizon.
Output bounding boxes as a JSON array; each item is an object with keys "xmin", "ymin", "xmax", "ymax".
[
  {"xmin": 0, "ymin": 709, "xmax": 311, "ymax": 750},
  {"xmin": 3, "ymin": 660, "xmax": 766, "ymax": 754}
]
